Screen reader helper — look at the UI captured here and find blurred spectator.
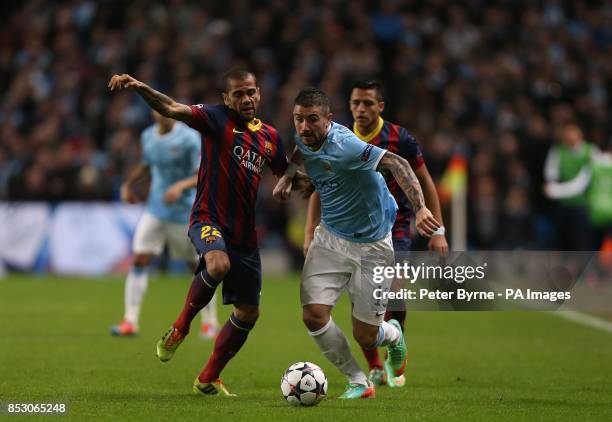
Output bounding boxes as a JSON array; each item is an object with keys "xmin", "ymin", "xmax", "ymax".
[{"xmin": 0, "ymin": 0, "xmax": 610, "ymax": 250}]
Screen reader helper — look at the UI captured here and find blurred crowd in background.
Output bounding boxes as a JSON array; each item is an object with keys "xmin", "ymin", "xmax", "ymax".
[{"xmin": 1, "ymin": 0, "xmax": 610, "ymax": 251}]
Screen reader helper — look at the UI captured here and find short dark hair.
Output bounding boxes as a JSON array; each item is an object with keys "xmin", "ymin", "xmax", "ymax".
[
  {"xmin": 352, "ymin": 79, "xmax": 384, "ymax": 101},
  {"xmin": 221, "ymin": 69, "xmax": 256, "ymax": 92},
  {"xmin": 294, "ymin": 87, "xmax": 331, "ymax": 114}
]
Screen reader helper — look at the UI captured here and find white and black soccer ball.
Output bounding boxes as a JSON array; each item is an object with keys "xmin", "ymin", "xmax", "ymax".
[{"xmin": 281, "ymin": 362, "xmax": 328, "ymax": 406}]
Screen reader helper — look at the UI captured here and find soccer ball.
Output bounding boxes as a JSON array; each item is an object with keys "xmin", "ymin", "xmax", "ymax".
[{"xmin": 281, "ymin": 362, "xmax": 328, "ymax": 406}]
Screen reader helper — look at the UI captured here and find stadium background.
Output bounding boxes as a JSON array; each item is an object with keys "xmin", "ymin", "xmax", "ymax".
[
  {"xmin": 0, "ymin": 1, "xmax": 611, "ymax": 420},
  {"xmin": 1, "ymin": 0, "xmax": 610, "ymax": 260}
]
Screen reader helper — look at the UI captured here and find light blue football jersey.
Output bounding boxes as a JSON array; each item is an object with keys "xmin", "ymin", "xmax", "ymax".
[
  {"xmin": 295, "ymin": 122, "xmax": 398, "ymax": 242},
  {"xmin": 141, "ymin": 122, "xmax": 201, "ymax": 224}
]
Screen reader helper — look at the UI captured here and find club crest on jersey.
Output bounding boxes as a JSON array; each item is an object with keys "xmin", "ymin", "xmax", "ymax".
[
  {"xmin": 233, "ymin": 145, "xmax": 265, "ymax": 175},
  {"xmin": 205, "ymin": 236, "xmax": 217, "ymax": 244},
  {"xmin": 322, "ymin": 161, "xmax": 332, "ymax": 172},
  {"xmin": 265, "ymin": 141, "xmax": 272, "ymax": 155}
]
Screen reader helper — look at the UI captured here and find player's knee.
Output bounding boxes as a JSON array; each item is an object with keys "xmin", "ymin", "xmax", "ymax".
[
  {"xmin": 352, "ymin": 327, "xmax": 378, "ymax": 349},
  {"xmin": 233, "ymin": 305, "xmax": 259, "ymax": 324},
  {"xmin": 205, "ymin": 254, "xmax": 230, "ymax": 280},
  {"xmin": 133, "ymin": 254, "xmax": 151, "ymax": 267},
  {"xmin": 302, "ymin": 309, "xmax": 329, "ymax": 332}
]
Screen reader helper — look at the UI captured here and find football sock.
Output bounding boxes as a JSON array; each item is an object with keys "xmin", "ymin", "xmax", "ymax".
[
  {"xmin": 173, "ymin": 270, "xmax": 219, "ymax": 334},
  {"xmin": 309, "ymin": 318, "xmax": 368, "ymax": 386},
  {"xmin": 360, "ymin": 345, "xmax": 383, "ymax": 370},
  {"xmin": 198, "ymin": 314, "xmax": 254, "ymax": 383},
  {"xmin": 124, "ymin": 266, "xmax": 148, "ymax": 327},
  {"xmin": 200, "ymin": 292, "xmax": 219, "ymax": 326},
  {"xmin": 372, "ymin": 320, "xmax": 401, "ymax": 348}
]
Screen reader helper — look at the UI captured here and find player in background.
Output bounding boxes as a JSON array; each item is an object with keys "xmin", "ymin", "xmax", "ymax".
[
  {"xmin": 111, "ymin": 110, "xmax": 218, "ymax": 339},
  {"xmin": 303, "ymin": 80, "xmax": 448, "ymax": 387},
  {"xmin": 109, "ymin": 70, "xmax": 304, "ymax": 396},
  {"xmin": 274, "ymin": 88, "xmax": 440, "ymax": 399}
]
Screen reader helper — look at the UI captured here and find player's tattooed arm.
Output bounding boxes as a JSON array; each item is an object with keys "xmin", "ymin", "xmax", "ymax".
[
  {"xmin": 377, "ymin": 151, "xmax": 441, "ymax": 237},
  {"xmin": 378, "ymin": 151, "xmax": 425, "ymax": 211},
  {"xmin": 108, "ymin": 74, "xmax": 192, "ymax": 123}
]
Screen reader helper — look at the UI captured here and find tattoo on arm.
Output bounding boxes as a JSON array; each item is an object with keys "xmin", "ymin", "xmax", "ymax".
[
  {"xmin": 377, "ymin": 152, "xmax": 425, "ymax": 212},
  {"xmin": 135, "ymin": 85, "xmax": 191, "ymax": 122}
]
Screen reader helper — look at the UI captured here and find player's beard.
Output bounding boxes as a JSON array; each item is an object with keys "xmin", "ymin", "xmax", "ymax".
[{"xmin": 305, "ymin": 134, "xmax": 325, "ymax": 151}]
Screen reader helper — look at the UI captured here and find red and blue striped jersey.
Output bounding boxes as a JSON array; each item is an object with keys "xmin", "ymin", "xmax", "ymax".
[
  {"xmin": 188, "ymin": 104, "xmax": 288, "ymax": 249},
  {"xmin": 353, "ymin": 117, "xmax": 424, "ymax": 241}
]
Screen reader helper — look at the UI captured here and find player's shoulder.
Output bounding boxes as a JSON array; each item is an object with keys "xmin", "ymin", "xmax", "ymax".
[
  {"xmin": 141, "ymin": 124, "xmax": 156, "ymax": 142},
  {"xmin": 383, "ymin": 120, "xmax": 418, "ymax": 145},
  {"xmin": 259, "ymin": 120, "xmax": 280, "ymax": 139},
  {"xmin": 328, "ymin": 122, "xmax": 359, "ymax": 145},
  {"xmin": 191, "ymin": 103, "xmax": 228, "ymax": 119}
]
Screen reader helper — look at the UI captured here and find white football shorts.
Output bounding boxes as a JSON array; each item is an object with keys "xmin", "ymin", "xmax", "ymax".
[
  {"xmin": 301, "ymin": 225, "xmax": 395, "ymax": 326},
  {"xmin": 132, "ymin": 212, "xmax": 196, "ymax": 261}
]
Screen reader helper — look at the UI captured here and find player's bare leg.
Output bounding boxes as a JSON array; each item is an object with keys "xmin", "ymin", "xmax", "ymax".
[
  {"xmin": 111, "ymin": 253, "xmax": 151, "ymax": 336},
  {"xmin": 194, "ymin": 303, "xmax": 259, "ymax": 396}
]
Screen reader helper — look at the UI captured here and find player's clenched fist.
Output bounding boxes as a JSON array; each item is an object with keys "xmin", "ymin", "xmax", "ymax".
[
  {"xmin": 415, "ymin": 207, "xmax": 440, "ymax": 238},
  {"xmin": 108, "ymin": 74, "xmax": 142, "ymax": 91},
  {"xmin": 273, "ymin": 175, "xmax": 293, "ymax": 201}
]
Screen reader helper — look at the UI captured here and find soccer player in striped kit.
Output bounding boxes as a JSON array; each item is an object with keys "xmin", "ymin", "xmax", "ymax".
[
  {"xmin": 109, "ymin": 70, "xmax": 297, "ymax": 396},
  {"xmin": 303, "ymin": 80, "xmax": 448, "ymax": 387}
]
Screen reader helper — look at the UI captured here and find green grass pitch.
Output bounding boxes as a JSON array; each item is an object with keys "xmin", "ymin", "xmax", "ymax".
[{"xmin": 1, "ymin": 274, "xmax": 611, "ymax": 421}]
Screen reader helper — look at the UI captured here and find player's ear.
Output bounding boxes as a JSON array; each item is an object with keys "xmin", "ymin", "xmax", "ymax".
[
  {"xmin": 379, "ymin": 101, "xmax": 385, "ymax": 113},
  {"xmin": 222, "ymin": 92, "xmax": 231, "ymax": 106},
  {"xmin": 327, "ymin": 112, "xmax": 333, "ymax": 122}
]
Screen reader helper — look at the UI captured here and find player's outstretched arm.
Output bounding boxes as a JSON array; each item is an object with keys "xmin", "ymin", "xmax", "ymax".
[
  {"xmin": 108, "ymin": 74, "xmax": 192, "ymax": 123},
  {"xmin": 377, "ymin": 151, "xmax": 440, "ymax": 238}
]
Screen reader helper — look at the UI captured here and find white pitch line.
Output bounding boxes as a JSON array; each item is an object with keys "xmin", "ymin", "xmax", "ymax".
[{"xmin": 552, "ymin": 310, "xmax": 612, "ymax": 334}]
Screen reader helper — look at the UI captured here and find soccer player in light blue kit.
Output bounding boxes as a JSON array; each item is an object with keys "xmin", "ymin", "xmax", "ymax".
[
  {"xmin": 274, "ymin": 88, "xmax": 440, "ymax": 399},
  {"xmin": 111, "ymin": 111, "xmax": 218, "ymax": 338}
]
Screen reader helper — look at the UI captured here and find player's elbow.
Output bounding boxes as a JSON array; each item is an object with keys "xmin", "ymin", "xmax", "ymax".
[{"xmin": 165, "ymin": 103, "xmax": 183, "ymax": 120}]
